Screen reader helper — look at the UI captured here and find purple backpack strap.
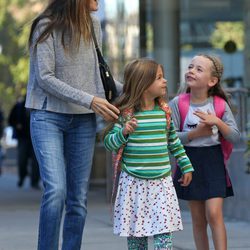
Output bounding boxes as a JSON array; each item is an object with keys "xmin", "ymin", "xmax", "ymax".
[{"xmin": 178, "ymin": 93, "xmax": 190, "ymax": 131}]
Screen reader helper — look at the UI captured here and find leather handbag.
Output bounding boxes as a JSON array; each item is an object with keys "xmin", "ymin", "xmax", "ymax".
[{"xmin": 91, "ymin": 22, "xmax": 118, "ymax": 103}]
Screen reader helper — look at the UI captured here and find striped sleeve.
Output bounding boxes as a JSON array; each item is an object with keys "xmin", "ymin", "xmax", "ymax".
[
  {"xmin": 104, "ymin": 122, "xmax": 128, "ymax": 152},
  {"xmin": 167, "ymin": 119, "xmax": 194, "ymax": 174}
]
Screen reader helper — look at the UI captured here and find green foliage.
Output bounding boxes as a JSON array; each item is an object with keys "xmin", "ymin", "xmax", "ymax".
[
  {"xmin": 0, "ymin": 0, "xmax": 7, "ymax": 27},
  {"xmin": 0, "ymin": 82, "xmax": 16, "ymax": 118},
  {"xmin": 0, "ymin": 0, "xmax": 44, "ymax": 117},
  {"xmin": 10, "ymin": 57, "xmax": 29, "ymax": 88},
  {"xmin": 210, "ymin": 22, "xmax": 244, "ymax": 50}
]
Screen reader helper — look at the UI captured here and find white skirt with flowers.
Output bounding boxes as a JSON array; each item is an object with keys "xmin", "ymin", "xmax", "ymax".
[{"xmin": 113, "ymin": 171, "xmax": 183, "ymax": 237}]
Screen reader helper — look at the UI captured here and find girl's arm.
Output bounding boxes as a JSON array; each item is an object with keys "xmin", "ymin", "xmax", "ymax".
[
  {"xmin": 167, "ymin": 120, "xmax": 194, "ymax": 174},
  {"xmin": 194, "ymin": 103, "xmax": 240, "ymax": 143},
  {"xmin": 187, "ymin": 123, "xmax": 213, "ymax": 141},
  {"xmin": 222, "ymin": 103, "xmax": 241, "ymax": 142},
  {"xmin": 104, "ymin": 118, "xmax": 137, "ymax": 152},
  {"xmin": 167, "ymin": 120, "xmax": 193, "ymax": 186},
  {"xmin": 104, "ymin": 123, "xmax": 128, "ymax": 152}
]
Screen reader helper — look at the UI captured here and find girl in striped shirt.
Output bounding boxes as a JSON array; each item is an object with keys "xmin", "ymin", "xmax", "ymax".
[{"xmin": 104, "ymin": 58, "xmax": 194, "ymax": 250}]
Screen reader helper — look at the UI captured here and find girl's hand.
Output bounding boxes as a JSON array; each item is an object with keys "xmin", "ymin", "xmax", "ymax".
[
  {"xmin": 178, "ymin": 172, "xmax": 192, "ymax": 187},
  {"xmin": 194, "ymin": 110, "xmax": 232, "ymax": 138},
  {"xmin": 91, "ymin": 97, "xmax": 120, "ymax": 121},
  {"xmin": 122, "ymin": 118, "xmax": 138, "ymax": 136},
  {"xmin": 188, "ymin": 123, "xmax": 213, "ymax": 141},
  {"xmin": 195, "ymin": 123, "xmax": 213, "ymax": 137},
  {"xmin": 194, "ymin": 110, "xmax": 219, "ymax": 126}
]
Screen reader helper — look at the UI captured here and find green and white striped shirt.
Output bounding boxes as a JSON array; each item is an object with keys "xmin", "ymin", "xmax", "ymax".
[{"xmin": 104, "ymin": 105, "xmax": 193, "ymax": 179}]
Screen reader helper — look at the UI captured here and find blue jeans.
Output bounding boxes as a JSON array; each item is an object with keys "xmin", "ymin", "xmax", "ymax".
[{"xmin": 30, "ymin": 110, "xmax": 96, "ymax": 250}]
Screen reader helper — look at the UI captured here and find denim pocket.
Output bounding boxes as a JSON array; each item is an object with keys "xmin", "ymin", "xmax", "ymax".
[{"xmin": 31, "ymin": 110, "xmax": 47, "ymax": 122}]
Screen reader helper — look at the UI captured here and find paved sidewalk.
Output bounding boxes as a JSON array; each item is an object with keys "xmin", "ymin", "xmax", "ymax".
[{"xmin": 0, "ymin": 169, "xmax": 250, "ymax": 250}]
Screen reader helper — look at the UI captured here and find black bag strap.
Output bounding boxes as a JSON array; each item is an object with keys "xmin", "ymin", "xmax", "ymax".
[
  {"xmin": 90, "ymin": 21, "xmax": 98, "ymax": 48},
  {"xmin": 90, "ymin": 20, "xmax": 117, "ymax": 102},
  {"xmin": 90, "ymin": 21, "xmax": 103, "ymax": 59}
]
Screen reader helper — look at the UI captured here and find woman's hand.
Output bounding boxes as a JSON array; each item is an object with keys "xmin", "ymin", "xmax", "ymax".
[
  {"xmin": 91, "ymin": 97, "xmax": 120, "ymax": 121},
  {"xmin": 122, "ymin": 118, "xmax": 137, "ymax": 136},
  {"xmin": 178, "ymin": 172, "xmax": 192, "ymax": 186}
]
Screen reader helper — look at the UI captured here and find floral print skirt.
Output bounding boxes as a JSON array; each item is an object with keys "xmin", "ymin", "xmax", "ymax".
[{"xmin": 113, "ymin": 171, "xmax": 183, "ymax": 237}]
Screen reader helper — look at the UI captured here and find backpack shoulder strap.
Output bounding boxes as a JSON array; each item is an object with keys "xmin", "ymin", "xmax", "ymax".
[
  {"xmin": 213, "ymin": 95, "xmax": 225, "ymax": 119},
  {"xmin": 213, "ymin": 95, "xmax": 233, "ymax": 167},
  {"xmin": 158, "ymin": 98, "xmax": 171, "ymax": 130},
  {"xmin": 178, "ymin": 93, "xmax": 190, "ymax": 131}
]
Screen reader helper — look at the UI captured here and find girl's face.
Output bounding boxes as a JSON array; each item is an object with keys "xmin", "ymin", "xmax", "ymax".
[
  {"xmin": 89, "ymin": 0, "xmax": 99, "ymax": 11},
  {"xmin": 185, "ymin": 56, "xmax": 217, "ymax": 91},
  {"xmin": 144, "ymin": 66, "xmax": 167, "ymax": 99}
]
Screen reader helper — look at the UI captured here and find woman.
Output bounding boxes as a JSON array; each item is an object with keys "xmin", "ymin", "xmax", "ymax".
[{"xmin": 25, "ymin": 0, "xmax": 120, "ymax": 249}]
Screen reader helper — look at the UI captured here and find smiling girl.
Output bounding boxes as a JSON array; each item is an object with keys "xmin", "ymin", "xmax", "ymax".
[{"xmin": 170, "ymin": 54, "xmax": 240, "ymax": 250}]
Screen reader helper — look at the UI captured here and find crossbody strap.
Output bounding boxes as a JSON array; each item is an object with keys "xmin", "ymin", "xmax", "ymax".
[
  {"xmin": 90, "ymin": 20, "xmax": 104, "ymax": 63},
  {"xmin": 90, "ymin": 20, "xmax": 99, "ymax": 50}
]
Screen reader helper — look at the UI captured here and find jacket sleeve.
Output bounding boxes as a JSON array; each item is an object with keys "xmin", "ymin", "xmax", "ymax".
[
  {"xmin": 32, "ymin": 20, "xmax": 94, "ymax": 109},
  {"xmin": 167, "ymin": 119, "xmax": 194, "ymax": 174},
  {"xmin": 222, "ymin": 103, "xmax": 241, "ymax": 143},
  {"xmin": 104, "ymin": 122, "xmax": 128, "ymax": 152}
]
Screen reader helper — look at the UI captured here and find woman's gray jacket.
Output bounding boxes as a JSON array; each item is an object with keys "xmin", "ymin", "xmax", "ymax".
[{"xmin": 25, "ymin": 15, "xmax": 120, "ymax": 114}]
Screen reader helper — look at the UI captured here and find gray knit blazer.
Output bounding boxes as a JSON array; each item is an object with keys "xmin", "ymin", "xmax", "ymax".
[{"xmin": 25, "ymin": 15, "xmax": 107, "ymax": 114}]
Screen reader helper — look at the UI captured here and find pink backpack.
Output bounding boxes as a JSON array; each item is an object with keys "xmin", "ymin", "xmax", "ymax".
[{"xmin": 178, "ymin": 93, "xmax": 233, "ymax": 187}]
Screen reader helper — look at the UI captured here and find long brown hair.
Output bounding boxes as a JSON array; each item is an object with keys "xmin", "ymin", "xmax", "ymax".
[
  {"xmin": 102, "ymin": 58, "xmax": 164, "ymax": 138},
  {"xmin": 115, "ymin": 58, "xmax": 164, "ymax": 113},
  {"xmin": 186, "ymin": 54, "xmax": 231, "ymax": 105},
  {"xmin": 28, "ymin": 0, "xmax": 92, "ymax": 51}
]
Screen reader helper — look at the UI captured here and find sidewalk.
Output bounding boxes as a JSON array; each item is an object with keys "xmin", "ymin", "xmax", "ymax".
[{"xmin": 0, "ymin": 168, "xmax": 250, "ymax": 250}]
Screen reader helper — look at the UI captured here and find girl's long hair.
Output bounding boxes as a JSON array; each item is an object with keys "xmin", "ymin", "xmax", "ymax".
[
  {"xmin": 102, "ymin": 58, "xmax": 163, "ymax": 138},
  {"xmin": 115, "ymin": 58, "xmax": 163, "ymax": 113},
  {"xmin": 186, "ymin": 54, "xmax": 231, "ymax": 106},
  {"xmin": 28, "ymin": 0, "xmax": 92, "ymax": 51}
]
